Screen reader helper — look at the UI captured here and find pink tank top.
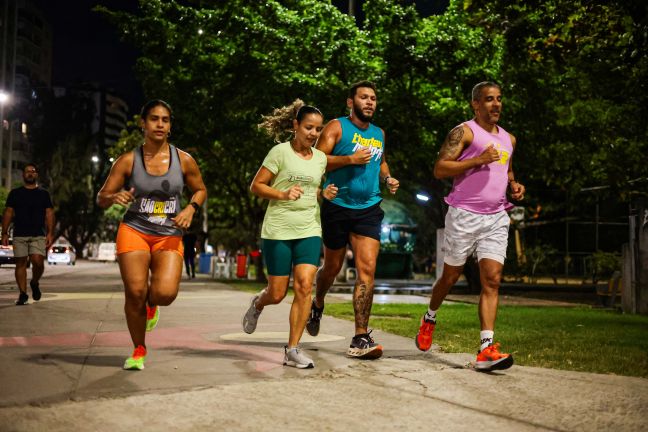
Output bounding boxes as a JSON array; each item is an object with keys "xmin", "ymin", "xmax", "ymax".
[{"xmin": 444, "ymin": 119, "xmax": 513, "ymax": 214}]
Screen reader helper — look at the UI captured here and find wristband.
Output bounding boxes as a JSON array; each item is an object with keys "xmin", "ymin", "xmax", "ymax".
[
  {"xmin": 383, "ymin": 175, "xmax": 391, "ymax": 184},
  {"xmin": 190, "ymin": 201, "xmax": 201, "ymax": 212}
]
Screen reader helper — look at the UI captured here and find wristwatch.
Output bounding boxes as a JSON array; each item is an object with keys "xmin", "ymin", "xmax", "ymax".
[
  {"xmin": 383, "ymin": 175, "xmax": 392, "ymax": 184},
  {"xmin": 190, "ymin": 201, "xmax": 201, "ymax": 212}
]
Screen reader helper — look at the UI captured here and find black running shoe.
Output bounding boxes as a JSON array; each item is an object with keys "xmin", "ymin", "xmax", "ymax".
[
  {"xmin": 306, "ymin": 300, "xmax": 323, "ymax": 337},
  {"xmin": 347, "ymin": 330, "xmax": 383, "ymax": 359},
  {"xmin": 15, "ymin": 291, "xmax": 28, "ymax": 306},
  {"xmin": 30, "ymin": 280, "xmax": 41, "ymax": 301}
]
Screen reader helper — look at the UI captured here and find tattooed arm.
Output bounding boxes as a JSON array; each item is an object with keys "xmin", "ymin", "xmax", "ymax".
[{"xmin": 433, "ymin": 124, "xmax": 499, "ymax": 179}]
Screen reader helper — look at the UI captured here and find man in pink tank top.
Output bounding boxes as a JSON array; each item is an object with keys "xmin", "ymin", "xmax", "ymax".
[{"xmin": 415, "ymin": 82, "xmax": 525, "ymax": 371}]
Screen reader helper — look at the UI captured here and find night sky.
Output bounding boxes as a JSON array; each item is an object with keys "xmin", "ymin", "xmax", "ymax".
[
  {"xmin": 40, "ymin": 1, "xmax": 448, "ymax": 115},
  {"xmin": 39, "ymin": 0, "xmax": 141, "ymax": 112}
]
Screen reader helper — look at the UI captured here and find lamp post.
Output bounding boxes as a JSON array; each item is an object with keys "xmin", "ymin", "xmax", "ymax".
[
  {"xmin": 416, "ymin": 193, "xmax": 430, "ymax": 203},
  {"xmin": 0, "ymin": 90, "xmax": 10, "ymax": 187}
]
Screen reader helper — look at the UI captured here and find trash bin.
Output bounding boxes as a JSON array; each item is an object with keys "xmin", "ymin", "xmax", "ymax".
[
  {"xmin": 199, "ymin": 253, "xmax": 213, "ymax": 274},
  {"xmin": 236, "ymin": 254, "xmax": 247, "ymax": 278}
]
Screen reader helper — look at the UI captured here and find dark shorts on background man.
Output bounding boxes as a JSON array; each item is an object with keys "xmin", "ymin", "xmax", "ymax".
[
  {"xmin": 12, "ymin": 236, "xmax": 46, "ymax": 257},
  {"xmin": 321, "ymin": 199, "xmax": 384, "ymax": 250}
]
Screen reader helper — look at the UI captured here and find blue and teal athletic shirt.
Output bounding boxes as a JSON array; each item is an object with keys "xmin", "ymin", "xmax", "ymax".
[{"xmin": 323, "ymin": 116, "xmax": 384, "ymax": 209}]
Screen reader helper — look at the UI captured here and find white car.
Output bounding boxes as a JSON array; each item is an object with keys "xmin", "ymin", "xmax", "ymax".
[
  {"xmin": 0, "ymin": 243, "xmax": 15, "ymax": 266},
  {"xmin": 48, "ymin": 245, "xmax": 76, "ymax": 265}
]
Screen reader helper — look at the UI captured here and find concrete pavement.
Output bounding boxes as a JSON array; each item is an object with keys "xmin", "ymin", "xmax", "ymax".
[{"xmin": 0, "ymin": 262, "xmax": 646, "ymax": 431}]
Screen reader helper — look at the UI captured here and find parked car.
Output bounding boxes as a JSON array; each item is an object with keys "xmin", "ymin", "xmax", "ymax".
[
  {"xmin": 97, "ymin": 242, "xmax": 116, "ymax": 262},
  {"xmin": 48, "ymin": 245, "xmax": 76, "ymax": 265},
  {"xmin": 0, "ymin": 243, "xmax": 15, "ymax": 266}
]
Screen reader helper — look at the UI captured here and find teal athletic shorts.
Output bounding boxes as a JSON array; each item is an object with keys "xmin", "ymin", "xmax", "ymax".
[{"xmin": 262, "ymin": 236, "xmax": 322, "ymax": 276}]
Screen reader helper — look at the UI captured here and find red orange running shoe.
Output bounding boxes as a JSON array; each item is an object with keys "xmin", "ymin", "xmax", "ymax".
[
  {"xmin": 123, "ymin": 345, "xmax": 147, "ymax": 370},
  {"xmin": 475, "ymin": 343, "xmax": 514, "ymax": 371},
  {"xmin": 415, "ymin": 316, "xmax": 435, "ymax": 351},
  {"xmin": 146, "ymin": 305, "xmax": 159, "ymax": 332}
]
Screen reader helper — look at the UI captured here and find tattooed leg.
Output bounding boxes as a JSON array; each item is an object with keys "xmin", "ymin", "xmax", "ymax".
[
  {"xmin": 353, "ymin": 281, "xmax": 375, "ymax": 334},
  {"xmin": 349, "ymin": 233, "xmax": 380, "ymax": 335}
]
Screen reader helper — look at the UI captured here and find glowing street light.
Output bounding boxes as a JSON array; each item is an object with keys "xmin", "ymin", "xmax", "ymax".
[
  {"xmin": 91, "ymin": 155, "xmax": 100, "ymax": 163},
  {"xmin": 416, "ymin": 193, "xmax": 430, "ymax": 202},
  {"xmin": 0, "ymin": 91, "xmax": 10, "ymax": 186}
]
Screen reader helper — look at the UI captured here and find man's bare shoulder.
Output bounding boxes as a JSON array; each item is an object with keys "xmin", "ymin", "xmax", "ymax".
[
  {"xmin": 323, "ymin": 118, "xmax": 342, "ymax": 133},
  {"xmin": 438, "ymin": 123, "xmax": 473, "ymax": 160},
  {"xmin": 317, "ymin": 119, "xmax": 343, "ymax": 154}
]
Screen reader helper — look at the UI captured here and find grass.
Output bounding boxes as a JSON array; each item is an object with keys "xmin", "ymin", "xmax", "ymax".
[
  {"xmin": 221, "ymin": 280, "xmax": 648, "ymax": 377},
  {"xmin": 324, "ymin": 302, "xmax": 648, "ymax": 378}
]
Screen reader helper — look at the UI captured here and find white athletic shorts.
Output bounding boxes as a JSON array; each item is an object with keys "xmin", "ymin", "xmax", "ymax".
[{"xmin": 443, "ymin": 206, "xmax": 510, "ymax": 266}]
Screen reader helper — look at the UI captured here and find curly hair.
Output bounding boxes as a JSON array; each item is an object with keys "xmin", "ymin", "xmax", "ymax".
[{"xmin": 258, "ymin": 99, "xmax": 322, "ymax": 143}]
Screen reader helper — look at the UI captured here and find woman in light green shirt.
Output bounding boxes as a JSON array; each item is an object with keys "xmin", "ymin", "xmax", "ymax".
[{"xmin": 242, "ymin": 99, "xmax": 337, "ymax": 369}]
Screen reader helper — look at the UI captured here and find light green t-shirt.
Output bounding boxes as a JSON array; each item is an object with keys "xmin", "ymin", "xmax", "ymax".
[{"xmin": 260, "ymin": 142, "xmax": 328, "ymax": 240}]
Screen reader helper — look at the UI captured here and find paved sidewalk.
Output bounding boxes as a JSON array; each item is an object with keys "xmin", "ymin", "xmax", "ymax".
[{"xmin": 0, "ymin": 265, "xmax": 646, "ymax": 431}]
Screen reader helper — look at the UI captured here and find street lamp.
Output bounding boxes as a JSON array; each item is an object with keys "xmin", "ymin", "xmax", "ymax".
[
  {"xmin": 416, "ymin": 193, "xmax": 430, "ymax": 202},
  {"xmin": 0, "ymin": 90, "xmax": 10, "ymax": 187},
  {"xmin": 91, "ymin": 155, "xmax": 100, "ymax": 163}
]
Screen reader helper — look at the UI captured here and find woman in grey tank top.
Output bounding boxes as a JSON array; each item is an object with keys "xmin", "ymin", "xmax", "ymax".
[{"xmin": 97, "ymin": 100, "xmax": 207, "ymax": 370}]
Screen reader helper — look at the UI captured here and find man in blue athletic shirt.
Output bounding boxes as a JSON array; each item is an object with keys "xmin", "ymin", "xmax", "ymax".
[{"xmin": 307, "ymin": 80, "xmax": 399, "ymax": 359}]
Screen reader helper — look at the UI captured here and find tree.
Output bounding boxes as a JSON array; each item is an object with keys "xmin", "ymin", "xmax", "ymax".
[
  {"xmin": 96, "ymin": 0, "xmax": 647, "ymax": 265},
  {"xmin": 0, "ymin": 186, "xmax": 8, "ymax": 222},
  {"xmin": 29, "ymin": 90, "xmax": 106, "ymax": 257},
  {"xmin": 48, "ymin": 132, "xmax": 105, "ymax": 257},
  {"xmin": 97, "ymin": 0, "xmax": 378, "ymax": 251},
  {"xmin": 463, "ymin": 0, "xmax": 648, "ymax": 199},
  {"xmin": 360, "ymin": 0, "xmax": 505, "ymax": 258}
]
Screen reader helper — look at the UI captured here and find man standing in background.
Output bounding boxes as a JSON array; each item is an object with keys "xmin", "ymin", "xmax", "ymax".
[{"xmin": 2, "ymin": 163, "xmax": 55, "ymax": 305}]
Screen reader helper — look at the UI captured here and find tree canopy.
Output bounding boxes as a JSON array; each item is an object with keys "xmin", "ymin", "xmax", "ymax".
[{"xmin": 97, "ymin": 0, "xmax": 647, "ymax": 256}]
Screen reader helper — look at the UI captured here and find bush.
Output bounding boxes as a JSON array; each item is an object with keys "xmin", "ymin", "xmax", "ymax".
[
  {"xmin": 520, "ymin": 243, "xmax": 559, "ymax": 283},
  {"xmin": 591, "ymin": 251, "xmax": 621, "ymax": 283}
]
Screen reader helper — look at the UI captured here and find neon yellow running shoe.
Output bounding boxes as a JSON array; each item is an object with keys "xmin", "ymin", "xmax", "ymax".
[
  {"xmin": 123, "ymin": 345, "xmax": 147, "ymax": 370},
  {"xmin": 146, "ymin": 305, "xmax": 160, "ymax": 332}
]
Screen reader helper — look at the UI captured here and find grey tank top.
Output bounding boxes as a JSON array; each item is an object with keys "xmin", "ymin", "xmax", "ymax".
[{"xmin": 122, "ymin": 144, "xmax": 184, "ymax": 236}]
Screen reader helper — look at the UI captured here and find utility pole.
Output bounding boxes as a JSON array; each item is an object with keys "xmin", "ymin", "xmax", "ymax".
[
  {"xmin": 6, "ymin": 0, "xmax": 15, "ymax": 188},
  {"xmin": 348, "ymin": 0, "xmax": 356, "ymax": 16},
  {"xmin": 0, "ymin": 0, "xmax": 9, "ymax": 184}
]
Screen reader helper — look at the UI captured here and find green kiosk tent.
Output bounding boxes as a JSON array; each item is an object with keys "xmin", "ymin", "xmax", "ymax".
[{"xmin": 376, "ymin": 199, "xmax": 417, "ymax": 279}]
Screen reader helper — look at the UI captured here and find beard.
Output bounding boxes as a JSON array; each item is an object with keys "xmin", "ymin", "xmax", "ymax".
[
  {"xmin": 352, "ymin": 102, "xmax": 373, "ymax": 123},
  {"xmin": 23, "ymin": 177, "xmax": 36, "ymax": 185}
]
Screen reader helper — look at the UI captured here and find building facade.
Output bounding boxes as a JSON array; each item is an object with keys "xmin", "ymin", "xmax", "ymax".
[{"xmin": 0, "ymin": 0, "xmax": 52, "ymax": 188}]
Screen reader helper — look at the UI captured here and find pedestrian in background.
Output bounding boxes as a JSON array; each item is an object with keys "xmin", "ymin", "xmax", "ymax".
[
  {"xmin": 182, "ymin": 231, "xmax": 198, "ymax": 278},
  {"xmin": 1, "ymin": 163, "xmax": 55, "ymax": 306}
]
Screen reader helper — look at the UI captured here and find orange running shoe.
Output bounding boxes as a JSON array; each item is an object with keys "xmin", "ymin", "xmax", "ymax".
[
  {"xmin": 123, "ymin": 345, "xmax": 147, "ymax": 370},
  {"xmin": 475, "ymin": 343, "xmax": 514, "ymax": 371},
  {"xmin": 415, "ymin": 316, "xmax": 435, "ymax": 351},
  {"xmin": 146, "ymin": 305, "xmax": 160, "ymax": 332}
]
